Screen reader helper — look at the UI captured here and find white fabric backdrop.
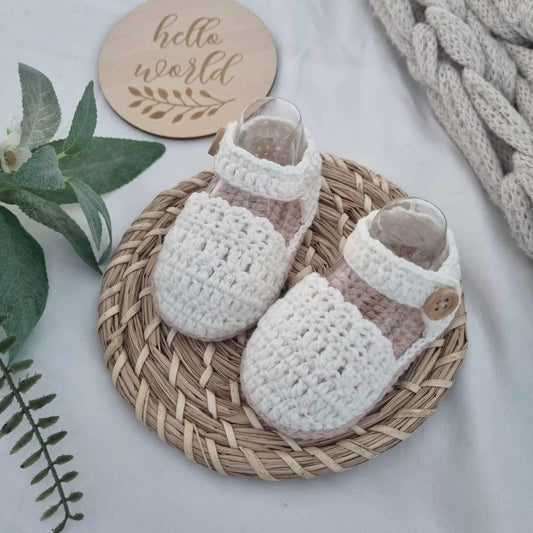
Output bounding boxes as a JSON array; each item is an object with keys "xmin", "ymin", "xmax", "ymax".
[{"xmin": 1, "ymin": 1, "xmax": 532, "ymax": 532}]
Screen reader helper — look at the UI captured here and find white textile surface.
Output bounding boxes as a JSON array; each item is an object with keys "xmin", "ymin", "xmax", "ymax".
[{"xmin": 0, "ymin": 1, "xmax": 532, "ymax": 532}]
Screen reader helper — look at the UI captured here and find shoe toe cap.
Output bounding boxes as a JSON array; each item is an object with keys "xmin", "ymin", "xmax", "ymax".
[
  {"xmin": 152, "ymin": 193, "xmax": 289, "ymax": 340},
  {"xmin": 242, "ymin": 273, "xmax": 396, "ymax": 434}
]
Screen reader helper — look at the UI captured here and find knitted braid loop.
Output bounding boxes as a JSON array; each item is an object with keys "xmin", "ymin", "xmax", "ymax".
[{"xmin": 371, "ymin": 0, "xmax": 533, "ymax": 257}]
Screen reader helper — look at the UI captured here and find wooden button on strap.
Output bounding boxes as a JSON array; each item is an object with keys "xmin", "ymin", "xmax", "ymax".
[
  {"xmin": 423, "ymin": 287, "xmax": 459, "ymax": 320},
  {"xmin": 208, "ymin": 127, "xmax": 226, "ymax": 156}
]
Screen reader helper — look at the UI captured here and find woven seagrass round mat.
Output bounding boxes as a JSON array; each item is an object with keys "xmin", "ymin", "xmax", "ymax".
[{"xmin": 97, "ymin": 153, "xmax": 468, "ymax": 480}]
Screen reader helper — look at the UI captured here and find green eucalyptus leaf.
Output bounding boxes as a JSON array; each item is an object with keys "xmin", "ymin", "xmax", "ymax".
[
  {"xmin": 8, "ymin": 359, "xmax": 33, "ymax": 373},
  {"xmin": 37, "ymin": 416, "xmax": 59, "ymax": 429},
  {"xmin": 60, "ymin": 471, "xmax": 78, "ymax": 483},
  {"xmin": 36, "ymin": 137, "xmax": 165, "ymax": 203},
  {"xmin": 0, "ymin": 392, "xmax": 14, "ymax": 415},
  {"xmin": 31, "ymin": 466, "xmax": 50, "ymax": 484},
  {"xmin": 0, "ymin": 177, "xmax": 21, "ymax": 192},
  {"xmin": 46, "ymin": 430, "xmax": 67, "ymax": 446},
  {"xmin": 64, "ymin": 81, "xmax": 97, "ymax": 154},
  {"xmin": 53, "ymin": 521, "xmax": 66, "ymax": 533},
  {"xmin": 19, "ymin": 64, "xmax": 61, "ymax": 149},
  {"xmin": 40, "ymin": 502, "xmax": 60, "ymax": 521},
  {"xmin": 36, "ymin": 484, "xmax": 57, "ymax": 502},
  {"xmin": 0, "ymin": 189, "xmax": 100, "ymax": 273},
  {"xmin": 21, "ymin": 448, "xmax": 43, "ymax": 468},
  {"xmin": 0, "ymin": 410, "xmax": 23, "ymax": 437},
  {"xmin": 69, "ymin": 177, "xmax": 112, "ymax": 261},
  {"xmin": 18, "ymin": 374, "xmax": 41, "ymax": 393},
  {"xmin": 12, "ymin": 146, "xmax": 65, "ymax": 190},
  {"xmin": 0, "ymin": 377, "xmax": 5, "ymax": 390},
  {"xmin": 28, "ymin": 394, "xmax": 56, "ymax": 410},
  {"xmin": 0, "ymin": 206, "xmax": 48, "ymax": 360},
  {"xmin": 0, "ymin": 335, "xmax": 17, "ymax": 355},
  {"xmin": 0, "ymin": 327, "xmax": 84, "ymax": 530},
  {"xmin": 54, "ymin": 454, "xmax": 73, "ymax": 465},
  {"xmin": 10, "ymin": 429, "xmax": 34, "ymax": 454}
]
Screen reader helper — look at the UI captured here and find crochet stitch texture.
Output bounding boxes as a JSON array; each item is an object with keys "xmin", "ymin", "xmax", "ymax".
[
  {"xmin": 214, "ymin": 121, "xmax": 322, "ymax": 249},
  {"xmin": 242, "ymin": 211, "xmax": 462, "ymax": 438},
  {"xmin": 152, "ymin": 193, "xmax": 289, "ymax": 340},
  {"xmin": 242, "ymin": 273, "xmax": 396, "ymax": 434},
  {"xmin": 370, "ymin": 0, "xmax": 533, "ymax": 258},
  {"xmin": 152, "ymin": 123, "xmax": 322, "ymax": 340}
]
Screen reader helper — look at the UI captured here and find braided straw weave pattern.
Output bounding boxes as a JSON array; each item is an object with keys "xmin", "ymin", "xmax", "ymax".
[
  {"xmin": 370, "ymin": 0, "xmax": 533, "ymax": 258},
  {"xmin": 97, "ymin": 154, "xmax": 468, "ymax": 480}
]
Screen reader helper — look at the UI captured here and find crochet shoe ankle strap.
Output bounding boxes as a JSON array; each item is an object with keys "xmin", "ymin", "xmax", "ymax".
[
  {"xmin": 342, "ymin": 210, "xmax": 462, "ymax": 319},
  {"xmin": 213, "ymin": 121, "xmax": 322, "ymax": 226}
]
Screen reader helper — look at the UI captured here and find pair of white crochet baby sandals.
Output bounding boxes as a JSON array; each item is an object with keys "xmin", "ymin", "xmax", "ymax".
[{"xmin": 153, "ymin": 98, "xmax": 462, "ymax": 440}]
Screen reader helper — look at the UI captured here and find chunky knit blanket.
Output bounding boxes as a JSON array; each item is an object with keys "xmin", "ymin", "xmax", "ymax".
[{"xmin": 370, "ymin": 0, "xmax": 533, "ymax": 258}]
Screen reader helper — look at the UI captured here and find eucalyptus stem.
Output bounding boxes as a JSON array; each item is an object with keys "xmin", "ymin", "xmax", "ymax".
[{"xmin": 0, "ymin": 357, "xmax": 74, "ymax": 531}]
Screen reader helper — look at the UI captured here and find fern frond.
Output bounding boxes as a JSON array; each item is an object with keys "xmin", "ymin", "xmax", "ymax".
[{"xmin": 0, "ymin": 335, "xmax": 84, "ymax": 532}]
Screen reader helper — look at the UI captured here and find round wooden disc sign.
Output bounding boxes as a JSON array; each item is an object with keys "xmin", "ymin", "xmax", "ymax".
[{"xmin": 98, "ymin": 0, "xmax": 277, "ymax": 138}]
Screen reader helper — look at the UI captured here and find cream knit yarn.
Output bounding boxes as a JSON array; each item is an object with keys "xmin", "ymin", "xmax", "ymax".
[
  {"xmin": 241, "ymin": 211, "xmax": 462, "ymax": 439},
  {"xmin": 213, "ymin": 121, "xmax": 322, "ymax": 249},
  {"xmin": 370, "ymin": 0, "xmax": 533, "ymax": 258},
  {"xmin": 152, "ymin": 124, "xmax": 322, "ymax": 341},
  {"xmin": 242, "ymin": 273, "xmax": 396, "ymax": 437},
  {"xmin": 152, "ymin": 193, "xmax": 290, "ymax": 340}
]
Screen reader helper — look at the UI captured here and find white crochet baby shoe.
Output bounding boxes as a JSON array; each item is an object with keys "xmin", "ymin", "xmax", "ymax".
[
  {"xmin": 152, "ymin": 120, "xmax": 322, "ymax": 341},
  {"xmin": 241, "ymin": 210, "xmax": 462, "ymax": 439}
]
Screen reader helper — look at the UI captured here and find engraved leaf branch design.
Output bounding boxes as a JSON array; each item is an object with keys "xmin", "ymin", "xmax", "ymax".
[{"xmin": 128, "ymin": 86, "xmax": 234, "ymax": 122}]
